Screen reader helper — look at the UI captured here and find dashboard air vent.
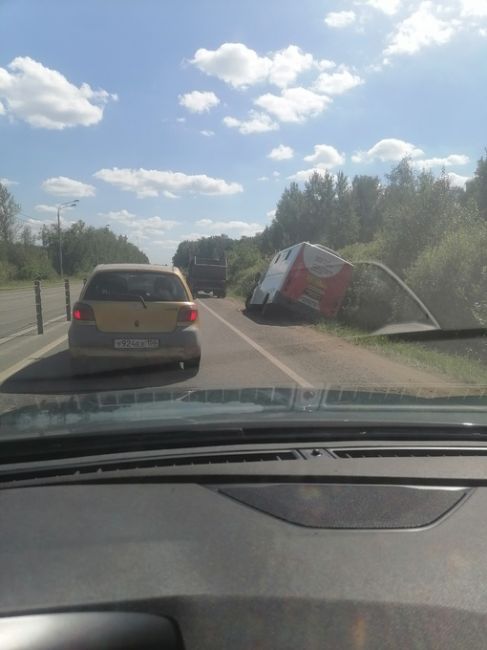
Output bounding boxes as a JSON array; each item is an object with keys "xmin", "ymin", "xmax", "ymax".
[{"xmin": 0, "ymin": 449, "xmax": 299, "ymax": 483}]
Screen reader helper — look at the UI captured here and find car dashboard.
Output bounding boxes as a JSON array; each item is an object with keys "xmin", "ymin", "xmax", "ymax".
[{"xmin": 2, "ymin": 439, "xmax": 487, "ymax": 649}]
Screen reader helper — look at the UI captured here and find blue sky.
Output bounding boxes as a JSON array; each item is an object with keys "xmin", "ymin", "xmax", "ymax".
[{"xmin": 1, "ymin": 0, "xmax": 487, "ymax": 263}]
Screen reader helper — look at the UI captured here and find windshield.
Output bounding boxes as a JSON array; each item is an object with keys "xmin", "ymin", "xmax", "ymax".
[{"xmin": 1, "ymin": 0, "xmax": 487, "ymax": 439}]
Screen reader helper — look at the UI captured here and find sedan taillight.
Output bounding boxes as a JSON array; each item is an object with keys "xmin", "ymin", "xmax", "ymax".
[
  {"xmin": 73, "ymin": 302, "xmax": 95, "ymax": 322},
  {"xmin": 177, "ymin": 307, "xmax": 198, "ymax": 324}
]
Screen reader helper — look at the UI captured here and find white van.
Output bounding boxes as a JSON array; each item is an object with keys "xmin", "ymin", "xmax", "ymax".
[{"xmin": 247, "ymin": 242, "xmax": 353, "ymax": 318}]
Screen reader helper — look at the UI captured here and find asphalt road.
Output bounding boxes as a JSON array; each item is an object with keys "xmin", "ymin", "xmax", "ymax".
[{"xmin": 0, "ymin": 296, "xmax": 453, "ymax": 415}]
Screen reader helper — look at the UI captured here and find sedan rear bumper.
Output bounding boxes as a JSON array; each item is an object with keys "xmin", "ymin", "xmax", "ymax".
[{"xmin": 69, "ymin": 323, "xmax": 201, "ymax": 362}]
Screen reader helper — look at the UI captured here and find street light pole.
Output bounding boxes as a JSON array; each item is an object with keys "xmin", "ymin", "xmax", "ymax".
[
  {"xmin": 57, "ymin": 200, "xmax": 79, "ymax": 277},
  {"xmin": 57, "ymin": 205, "xmax": 63, "ymax": 278}
]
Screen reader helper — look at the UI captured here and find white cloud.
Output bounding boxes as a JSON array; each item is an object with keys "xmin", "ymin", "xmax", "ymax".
[
  {"xmin": 411, "ymin": 154, "xmax": 470, "ymax": 169},
  {"xmin": 257, "ymin": 176, "xmax": 269, "ymax": 181},
  {"xmin": 312, "ymin": 66, "xmax": 364, "ymax": 95},
  {"xmin": 151, "ymin": 239, "xmax": 183, "ymax": 250},
  {"xmin": 0, "ymin": 177, "xmax": 18, "ymax": 187},
  {"xmin": 99, "ymin": 210, "xmax": 178, "ymax": 241},
  {"xmin": 304, "ymin": 144, "xmax": 345, "ymax": 167},
  {"xmin": 288, "ymin": 168, "xmax": 334, "ymax": 182},
  {"xmin": 42, "ymin": 176, "xmax": 96, "ymax": 198},
  {"xmin": 194, "ymin": 218, "xmax": 264, "ymax": 237},
  {"xmin": 268, "ymin": 144, "xmax": 294, "ymax": 161},
  {"xmin": 34, "ymin": 203, "xmax": 75, "ymax": 214},
  {"xmin": 200, "ymin": 129, "xmax": 215, "ymax": 136},
  {"xmin": 178, "ymin": 90, "xmax": 220, "ymax": 113},
  {"xmin": 94, "ymin": 167, "xmax": 243, "ymax": 198},
  {"xmin": 447, "ymin": 172, "xmax": 472, "ymax": 187},
  {"xmin": 272, "ymin": 171, "xmax": 280, "ymax": 177},
  {"xmin": 360, "ymin": 0, "xmax": 401, "ymax": 15},
  {"xmin": 191, "ymin": 43, "xmax": 316, "ymax": 89},
  {"xmin": 266, "ymin": 209, "xmax": 276, "ymax": 219},
  {"xmin": 324, "ymin": 10, "xmax": 357, "ymax": 27},
  {"xmin": 461, "ymin": 0, "xmax": 487, "ymax": 17},
  {"xmin": 384, "ymin": 2, "xmax": 456, "ymax": 58},
  {"xmin": 317, "ymin": 59, "xmax": 337, "ymax": 71},
  {"xmin": 181, "ymin": 232, "xmax": 206, "ymax": 241},
  {"xmin": 267, "ymin": 45, "xmax": 315, "ymax": 88},
  {"xmin": 223, "ymin": 110, "xmax": 279, "ymax": 134},
  {"xmin": 254, "ymin": 87, "xmax": 331, "ymax": 123},
  {"xmin": 195, "ymin": 218, "xmax": 213, "ymax": 227},
  {"xmin": 176, "ymin": 117, "xmax": 186, "ymax": 123},
  {"xmin": 0, "ymin": 56, "xmax": 116, "ymax": 129},
  {"xmin": 191, "ymin": 43, "xmax": 271, "ymax": 88},
  {"xmin": 352, "ymin": 138, "xmax": 424, "ymax": 163},
  {"xmin": 24, "ymin": 215, "xmax": 75, "ymax": 236}
]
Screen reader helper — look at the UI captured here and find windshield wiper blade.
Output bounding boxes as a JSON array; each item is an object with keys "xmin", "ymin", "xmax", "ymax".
[
  {"xmin": 128, "ymin": 293, "xmax": 147, "ymax": 309},
  {"xmin": 112, "ymin": 292, "xmax": 147, "ymax": 308}
]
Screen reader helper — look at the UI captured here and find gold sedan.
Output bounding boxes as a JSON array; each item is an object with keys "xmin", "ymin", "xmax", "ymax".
[{"xmin": 68, "ymin": 264, "xmax": 201, "ymax": 374}]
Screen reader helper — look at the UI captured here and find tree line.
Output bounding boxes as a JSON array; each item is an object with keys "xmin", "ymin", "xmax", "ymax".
[
  {"xmin": 0, "ymin": 183, "xmax": 148, "ymax": 282},
  {"xmin": 173, "ymin": 150, "xmax": 487, "ymax": 329}
]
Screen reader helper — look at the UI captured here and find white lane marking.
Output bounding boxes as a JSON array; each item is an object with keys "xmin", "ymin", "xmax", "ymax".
[
  {"xmin": 0, "ymin": 320, "xmax": 68, "ymax": 358},
  {"xmin": 198, "ymin": 300, "xmax": 313, "ymax": 389},
  {"xmin": 0, "ymin": 333, "xmax": 68, "ymax": 384},
  {"xmin": 0, "ymin": 314, "xmax": 66, "ymax": 346}
]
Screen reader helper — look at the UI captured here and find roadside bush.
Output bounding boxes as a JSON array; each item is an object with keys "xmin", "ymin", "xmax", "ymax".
[
  {"xmin": 339, "ymin": 237, "xmax": 387, "ymax": 265},
  {"xmin": 8, "ymin": 244, "xmax": 55, "ymax": 280},
  {"xmin": 406, "ymin": 222, "xmax": 487, "ymax": 328},
  {"xmin": 338, "ymin": 264, "xmax": 398, "ymax": 331},
  {"xmin": 0, "ymin": 259, "xmax": 14, "ymax": 283},
  {"xmin": 227, "ymin": 238, "xmax": 270, "ymax": 297},
  {"xmin": 231, "ymin": 258, "xmax": 270, "ymax": 298}
]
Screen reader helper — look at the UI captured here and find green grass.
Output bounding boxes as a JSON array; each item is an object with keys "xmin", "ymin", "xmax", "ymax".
[{"xmin": 315, "ymin": 321, "xmax": 487, "ymax": 386}]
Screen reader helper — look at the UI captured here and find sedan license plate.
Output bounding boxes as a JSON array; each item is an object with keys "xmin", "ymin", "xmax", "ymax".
[{"xmin": 114, "ymin": 338, "xmax": 160, "ymax": 350}]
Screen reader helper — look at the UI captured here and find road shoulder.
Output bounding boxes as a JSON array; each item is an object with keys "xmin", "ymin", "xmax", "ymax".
[{"xmin": 219, "ymin": 295, "xmax": 459, "ymax": 392}]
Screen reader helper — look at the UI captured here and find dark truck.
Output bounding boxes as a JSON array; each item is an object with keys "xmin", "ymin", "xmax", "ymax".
[{"xmin": 187, "ymin": 257, "xmax": 227, "ymax": 298}]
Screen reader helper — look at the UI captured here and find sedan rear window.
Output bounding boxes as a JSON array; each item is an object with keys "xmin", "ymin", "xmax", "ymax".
[{"xmin": 84, "ymin": 272, "xmax": 189, "ymax": 302}]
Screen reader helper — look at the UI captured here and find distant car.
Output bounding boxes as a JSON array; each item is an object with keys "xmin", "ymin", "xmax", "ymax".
[{"xmin": 68, "ymin": 264, "xmax": 201, "ymax": 374}]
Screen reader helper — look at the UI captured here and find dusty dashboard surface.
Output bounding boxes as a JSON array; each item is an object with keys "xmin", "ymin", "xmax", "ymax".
[{"xmin": 2, "ymin": 443, "xmax": 487, "ymax": 650}]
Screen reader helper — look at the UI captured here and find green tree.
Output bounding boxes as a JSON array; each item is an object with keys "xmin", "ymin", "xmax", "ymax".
[
  {"xmin": 302, "ymin": 171, "xmax": 335, "ymax": 243},
  {"xmin": 41, "ymin": 220, "xmax": 148, "ymax": 275},
  {"xmin": 272, "ymin": 182, "xmax": 305, "ymax": 248},
  {"xmin": 406, "ymin": 218, "xmax": 486, "ymax": 328},
  {"xmin": 19, "ymin": 225, "xmax": 37, "ymax": 247},
  {"xmin": 378, "ymin": 160, "xmax": 460, "ymax": 274},
  {"xmin": 465, "ymin": 151, "xmax": 487, "ymax": 219},
  {"xmin": 351, "ymin": 175, "xmax": 383, "ymax": 242},
  {"xmin": 328, "ymin": 171, "xmax": 358, "ymax": 248},
  {"xmin": 0, "ymin": 182, "xmax": 20, "ymax": 245}
]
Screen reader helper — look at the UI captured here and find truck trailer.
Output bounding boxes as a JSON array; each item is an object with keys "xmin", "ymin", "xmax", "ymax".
[{"xmin": 187, "ymin": 257, "xmax": 227, "ymax": 298}]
